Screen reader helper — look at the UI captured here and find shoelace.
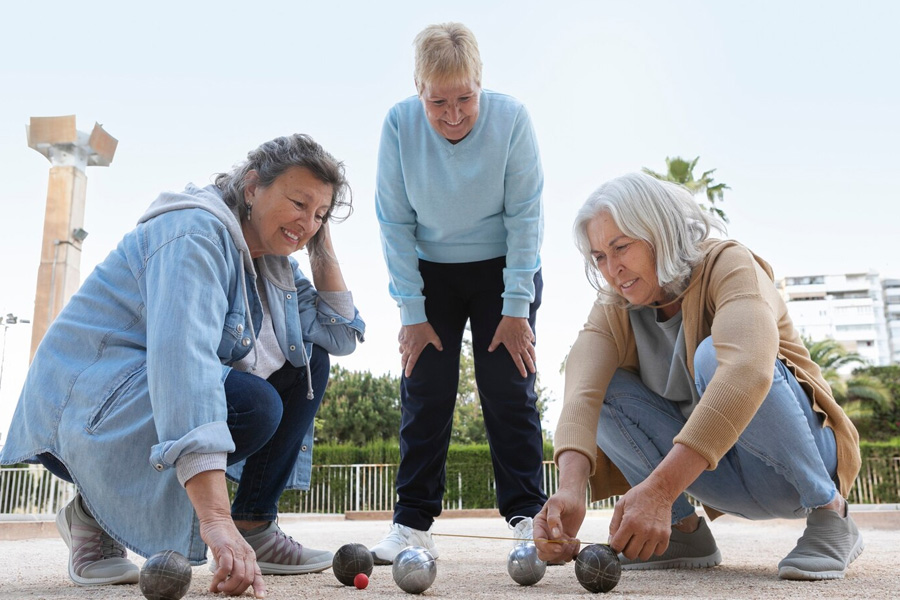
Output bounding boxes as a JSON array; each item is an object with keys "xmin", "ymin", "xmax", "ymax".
[
  {"xmin": 99, "ymin": 530, "xmax": 127, "ymax": 559},
  {"xmin": 70, "ymin": 519, "xmax": 127, "ymax": 575},
  {"xmin": 253, "ymin": 527, "xmax": 304, "ymax": 565}
]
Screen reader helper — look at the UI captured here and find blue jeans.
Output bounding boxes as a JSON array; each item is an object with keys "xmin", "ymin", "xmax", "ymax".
[
  {"xmin": 228, "ymin": 346, "xmax": 330, "ymax": 521},
  {"xmin": 39, "ymin": 346, "xmax": 330, "ymax": 523},
  {"xmin": 596, "ymin": 336, "xmax": 838, "ymax": 523}
]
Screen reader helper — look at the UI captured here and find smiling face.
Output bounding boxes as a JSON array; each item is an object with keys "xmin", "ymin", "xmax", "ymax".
[
  {"xmin": 241, "ymin": 166, "xmax": 333, "ymax": 258},
  {"xmin": 587, "ymin": 211, "xmax": 671, "ymax": 312},
  {"xmin": 419, "ymin": 78, "xmax": 480, "ymax": 143}
]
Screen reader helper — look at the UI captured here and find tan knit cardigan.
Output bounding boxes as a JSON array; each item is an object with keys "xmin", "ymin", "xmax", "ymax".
[{"xmin": 553, "ymin": 240, "xmax": 861, "ymax": 514}]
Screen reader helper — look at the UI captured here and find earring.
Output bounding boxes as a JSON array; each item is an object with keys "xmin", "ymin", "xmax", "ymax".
[{"xmin": 244, "ymin": 201, "xmax": 253, "ymax": 222}]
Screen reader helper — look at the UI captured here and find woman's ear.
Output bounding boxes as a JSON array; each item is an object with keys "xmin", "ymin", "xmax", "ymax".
[{"xmin": 243, "ymin": 170, "xmax": 260, "ymax": 201}]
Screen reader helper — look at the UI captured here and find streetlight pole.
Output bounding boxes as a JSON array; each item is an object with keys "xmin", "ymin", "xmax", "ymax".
[{"xmin": 0, "ymin": 313, "xmax": 30, "ymax": 393}]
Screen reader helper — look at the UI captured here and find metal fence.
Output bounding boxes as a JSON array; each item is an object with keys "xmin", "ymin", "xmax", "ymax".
[{"xmin": 2, "ymin": 458, "xmax": 897, "ymax": 516}]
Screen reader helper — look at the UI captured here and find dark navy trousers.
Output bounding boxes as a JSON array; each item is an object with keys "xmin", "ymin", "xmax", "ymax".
[{"xmin": 394, "ymin": 257, "xmax": 547, "ymax": 531}]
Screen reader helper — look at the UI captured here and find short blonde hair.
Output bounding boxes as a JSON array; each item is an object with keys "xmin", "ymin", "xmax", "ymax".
[{"xmin": 414, "ymin": 22, "xmax": 482, "ymax": 94}]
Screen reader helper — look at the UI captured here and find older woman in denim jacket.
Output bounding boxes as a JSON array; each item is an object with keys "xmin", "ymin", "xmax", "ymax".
[{"xmin": 0, "ymin": 134, "xmax": 365, "ymax": 598}]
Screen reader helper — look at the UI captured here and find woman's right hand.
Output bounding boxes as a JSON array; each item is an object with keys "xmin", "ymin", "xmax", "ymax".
[
  {"xmin": 533, "ymin": 485, "xmax": 585, "ymax": 563},
  {"xmin": 399, "ymin": 322, "xmax": 443, "ymax": 377},
  {"xmin": 185, "ymin": 470, "xmax": 266, "ymax": 598},
  {"xmin": 202, "ymin": 517, "xmax": 266, "ymax": 597}
]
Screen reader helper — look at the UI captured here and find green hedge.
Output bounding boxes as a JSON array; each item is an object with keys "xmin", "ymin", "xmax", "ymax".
[{"xmin": 272, "ymin": 441, "xmax": 554, "ymax": 512}]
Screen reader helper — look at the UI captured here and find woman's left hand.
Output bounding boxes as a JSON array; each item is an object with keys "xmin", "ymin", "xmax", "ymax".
[
  {"xmin": 607, "ymin": 479, "xmax": 675, "ymax": 561},
  {"xmin": 488, "ymin": 316, "xmax": 536, "ymax": 377}
]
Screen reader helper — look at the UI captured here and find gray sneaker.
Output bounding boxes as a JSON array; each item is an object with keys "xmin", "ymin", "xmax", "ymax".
[
  {"xmin": 240, "ymin": 521, "xmax": 332, "ymax": 575},
  {"xmin": 55, "ymin": 494, "xmax": 140, "ymax": 585},
  {"xmin": 618, "ymin": 517, "xmax": 722, "ymax": 570},
  {"xmin": 778, "ymin": 507, "xmax": 864, "ymax": 580}
]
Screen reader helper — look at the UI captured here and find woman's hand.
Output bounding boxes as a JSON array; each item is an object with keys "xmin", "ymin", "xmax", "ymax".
[
  {"xmin": 608, "ymin": 479, "xmax": 674, "ymax": 561},
  {"xmin": 201, "ymin": 517, "xmax": 266, "ymax": 598},
  {"xmin": 608, "ymin": 443, "xmax": 709, "ymax": 561},
  {"xmin": 488, "ymin": 316, "xmax": 536, "ymax": 377},
  {"xmin": 185, "ymin": 470, "xmax": 266, "ymax": 598},
  {"xmin": 534, "ymin": 486, "xmax": 585, "ymax": 563},
  {"xmin": 399, "ymin": 322, "xmax": 443, "ymax": 377},
  {"xmin": 534, "ymin": 450, "xmax": 591, "ymax": 563},
  {"xmin": 308, "ymin": 222, "xmax": 348, "ymax": 293}
]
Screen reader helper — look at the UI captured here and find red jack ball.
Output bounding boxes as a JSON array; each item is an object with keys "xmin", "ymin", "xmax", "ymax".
[{"xmin": 354, "ymin": 573, "xmax": 369, "ymax": 589}]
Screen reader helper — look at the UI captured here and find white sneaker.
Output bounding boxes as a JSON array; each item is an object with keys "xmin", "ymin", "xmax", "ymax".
[
  {"xmin": 369, "ymin": 523, "xmax": 439, "ymax": 565},
  {"xmin": 510, "ymin": 516, "xmax": 534, "ymax": 547}
]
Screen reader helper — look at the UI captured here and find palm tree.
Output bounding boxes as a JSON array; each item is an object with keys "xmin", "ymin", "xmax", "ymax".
[
  {"xmin": 803, "ymin": 337, "xmax": 892, "ymax": 420},
  {"xmin": 643, "ymin": 156, "xmax": 731, "ymax": 222}
]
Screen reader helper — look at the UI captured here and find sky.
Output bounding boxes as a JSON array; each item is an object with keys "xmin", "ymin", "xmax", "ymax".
[{"xmin": 1, "ymin": 0, "xmax": 898, "ymax": 444}]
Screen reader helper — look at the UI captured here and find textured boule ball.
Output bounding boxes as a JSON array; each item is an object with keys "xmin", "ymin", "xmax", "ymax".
[
  {"xmin": 391, "ymin": 546, "xmax": 437, "ymax": 594},
  {"xmin": 507, "ymin": 543, "xmax": 547, "ymax": 586},
  {"xmin": 332, "ymin": 543, "xmax": 375, "ymax": 586},
  {"xmin": 139, "ymin": 550, "xmax": 192, "ymax": 600},
  {"xmin": 574, "ymin": 544, "xmax": 621, "ymax": 593}
]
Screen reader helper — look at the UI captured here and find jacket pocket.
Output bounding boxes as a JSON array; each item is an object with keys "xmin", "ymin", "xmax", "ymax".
[
  {"xmin": 217, "ymin": 310, "xmax": 248, "ymax": 362},
  {"xmin": 86, "ymin": 364, "xmax": 148, "ymax": 433}
]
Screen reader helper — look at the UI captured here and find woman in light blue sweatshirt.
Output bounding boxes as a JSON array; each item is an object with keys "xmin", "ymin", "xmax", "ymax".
[
  {"xmin": 1, "ymin": 134, "xmax": 365, "ymax": 597},
  {"xmin": 371, "ymin": 22, "xmax": 546, "ymax": 565}
]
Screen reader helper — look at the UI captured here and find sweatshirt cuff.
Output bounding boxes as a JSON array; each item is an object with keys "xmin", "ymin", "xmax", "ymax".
[
  {"xmin": 317, "ymin": 291, "xmax": 356, "ymax": 320},
  {"xmin": 400, "ymin": 301, "xmax": 427, "ymax": 326},
  {"xmin": 502, "ymin": 298, "xmax": 530, "ymax": 319},
  {"xmin": 175, "ymin": 452, "xmax": 228, "ymax": 487}
]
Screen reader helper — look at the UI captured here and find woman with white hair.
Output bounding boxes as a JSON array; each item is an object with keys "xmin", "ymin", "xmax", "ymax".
[{"xmin": 533, "ymin": 172, "xmax": 863, "ymax": 581}]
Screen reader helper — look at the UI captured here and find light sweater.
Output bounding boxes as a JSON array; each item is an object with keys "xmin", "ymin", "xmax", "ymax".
[
  {"xmin": 554, "ymin": 240, "xmax": 861, "ymax": 512},
  {"xmin": 375, "ymin": 89, "xmax": 544, "ymax": 325}
]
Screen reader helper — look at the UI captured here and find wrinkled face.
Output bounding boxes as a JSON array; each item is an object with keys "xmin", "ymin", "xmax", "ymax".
[
  {"xmin": 587, "ymin": 212, "xmax": 667, "ymax": 309},
  {"xmin": 419, "ymin": 78, "xmax": 480, "ymax": 143},
  {"xmin": 242, "ymin": 166, "xmax": 333, "ymax": 258}
]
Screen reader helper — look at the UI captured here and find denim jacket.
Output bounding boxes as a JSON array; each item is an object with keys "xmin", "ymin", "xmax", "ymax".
[{"xmin": 0, "ymin": 184, "xmax": 365, "ymax": 562}]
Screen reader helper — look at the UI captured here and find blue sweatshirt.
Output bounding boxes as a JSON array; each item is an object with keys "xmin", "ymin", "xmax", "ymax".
[{"xmin": 375, "ymin": 89, "xmax": 544, "ymax": 325}]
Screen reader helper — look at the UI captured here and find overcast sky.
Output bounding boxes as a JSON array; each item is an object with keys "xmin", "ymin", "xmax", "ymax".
[{"xmin": 1, "ymin": 0, "xmax": 898, "ymax": 443}]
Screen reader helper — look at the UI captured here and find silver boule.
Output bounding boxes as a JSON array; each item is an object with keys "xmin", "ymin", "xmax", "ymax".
[
  {"xmin": 507, "ymin": 543, "xmax": 547, "ymax": 586},
  {"xmin": 392, "ymin": 546, "xmax": 437, "ymax": 594}
]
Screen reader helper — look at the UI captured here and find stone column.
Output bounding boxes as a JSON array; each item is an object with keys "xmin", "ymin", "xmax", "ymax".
[{"xmin": 25, "ymin": 116, "xmax": 117, "ymax": 361}]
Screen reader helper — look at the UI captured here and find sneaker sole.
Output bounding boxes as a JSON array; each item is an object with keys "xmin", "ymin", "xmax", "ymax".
[
  {"xmin": 55, "ymin": 506, "xmax": 140, "ymax": 586},
  {"xmin": 778, "ymin": 537, "xmax": 865, "ymax": 580},
  {"xmin": 621, "ymin": 549, "xmax": 722, "ymax": 570}
]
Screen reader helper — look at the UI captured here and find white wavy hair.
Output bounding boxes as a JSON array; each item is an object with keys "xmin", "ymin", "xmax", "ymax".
[{"xmin": 573, "ymin": 172, "xmax": 726, "ymax": 307}]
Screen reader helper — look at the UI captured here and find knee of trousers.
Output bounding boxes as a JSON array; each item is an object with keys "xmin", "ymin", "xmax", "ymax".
[
  {"xmin": 692, "ymin": 335, "xmax": 718, "ymax": 387},
  {"xmin": 242, "ymin": 385, "xmax": 284, "ymax": 440}
]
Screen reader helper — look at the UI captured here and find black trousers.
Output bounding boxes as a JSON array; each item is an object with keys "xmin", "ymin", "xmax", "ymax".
[{"xmin": 394, "ymin": 257, "xmax": 547, "ymax": 530}]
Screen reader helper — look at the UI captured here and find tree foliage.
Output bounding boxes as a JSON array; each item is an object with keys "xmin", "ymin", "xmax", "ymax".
[
  {"xmin": 802, "ymin": 337, "xmax": 893, "ymax": 438},
  {"xmin": 317, "ymin": 337, "xmax": 554, "ymax": 446},
  {"xmin": 316, "ymin": 365, "xmax": 401, "ymax": 445},
  {"xmin": 643, "ymin": 156, "xmax": 731, "ymax": 222}
]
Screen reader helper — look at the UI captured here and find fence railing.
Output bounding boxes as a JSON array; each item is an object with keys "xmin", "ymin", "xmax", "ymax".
[{"xmin": 2, "ymin": 457, "xmax": 897, "ymax": 516}]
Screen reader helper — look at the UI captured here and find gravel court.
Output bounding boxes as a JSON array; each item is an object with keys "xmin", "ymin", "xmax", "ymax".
[{"xmin": 1, "ymin": 509, "xmax": 897, "ymax": 599}]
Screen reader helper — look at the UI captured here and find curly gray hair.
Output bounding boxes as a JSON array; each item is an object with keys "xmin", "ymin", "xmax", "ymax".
[{"xmin": 215, "ymin": 134, "xmax": 352, "ymax": 258}]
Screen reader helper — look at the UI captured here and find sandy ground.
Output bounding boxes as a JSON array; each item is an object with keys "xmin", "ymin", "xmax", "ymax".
[{"xmin": 0, "ymin": 510, "xmax": 896, "ymax": 599}]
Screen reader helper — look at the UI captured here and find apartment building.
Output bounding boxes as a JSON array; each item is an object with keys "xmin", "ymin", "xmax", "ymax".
[
  {"xmin": 884, "ymin": 279, "xmax": 900, "ymax": 364},
  {"xmin": 779, "ymin": 271, "xmax": 892, "ymax": 369}
]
